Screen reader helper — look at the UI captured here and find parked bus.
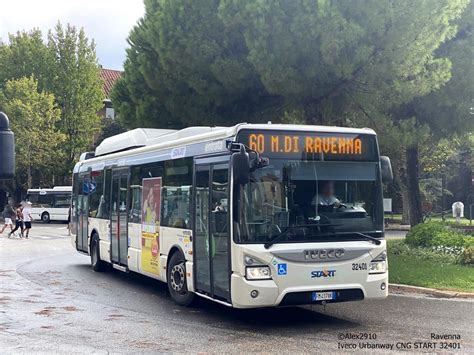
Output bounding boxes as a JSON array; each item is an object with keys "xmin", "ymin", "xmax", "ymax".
[
  {"xmin": 26, "ymin": 186, "xmax": 72, "ymax": 223},
  {"xmin": 71, "ymin": 124, "xmax": 393, "ymax": 308}
]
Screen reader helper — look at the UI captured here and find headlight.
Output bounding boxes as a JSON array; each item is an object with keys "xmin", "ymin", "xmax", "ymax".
[
  {"xmin": 369, "ymin": 251, "xmax": 387, "ymax": 274},
  {"xmin": 245, "ymin": 266, "xmax": 272, "ymax": 280}
]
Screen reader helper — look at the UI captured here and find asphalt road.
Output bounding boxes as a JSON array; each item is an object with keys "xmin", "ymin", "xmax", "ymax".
[{"xmin": 0, "ymin": 224, "xmax": 471, "ymax": 353}]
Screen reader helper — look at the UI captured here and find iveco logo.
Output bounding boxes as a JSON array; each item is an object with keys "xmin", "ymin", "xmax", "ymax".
[{"xmin": 304, "ymin": 249, "xmax": 345, "ymax": 260}]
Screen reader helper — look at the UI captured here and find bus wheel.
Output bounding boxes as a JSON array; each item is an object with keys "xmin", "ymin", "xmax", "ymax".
[
  {"xmin": 41, "ymin": 212, "xmax": 50, "ymax": 223},
  {"xmin": 91, "ymin": 234, "xmax": 105, "ymax": 272},
  {"xmin": 167, "ymin": 252, "xmax": 195, "ymax": 306}
]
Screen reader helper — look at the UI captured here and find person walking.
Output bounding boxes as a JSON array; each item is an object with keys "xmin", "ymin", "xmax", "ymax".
[
  {"xmin": 9, "ymin": 203, "xmax": 24, "ymax": 238},
  {"xmin": 1, "ymin": 203, "xmax": 15, "ymax": 235},
  {"xmin": 22, "ymin": 201, "xmax": 33, "ymax": 238}
]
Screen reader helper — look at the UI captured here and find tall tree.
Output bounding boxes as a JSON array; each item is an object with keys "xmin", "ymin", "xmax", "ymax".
[
  {"xmin": 0, "ymin": 77, "xmax": 65, "ymax": 188},
  {"xmin": 112, "ymin": 0, "xmax": 267, "ymax": 129},
  {"xmin": 392, "ymin": 1, "xmax": 473, "ymax": 224},
  {"xmin": 47, "ymin": 23, "xmax": 103, "ymax": 171},
  {"xmin": 0, "ymin": 24, "xmax": 103, "ymax": 181},
  {"xmin": 115, "ymin": 0, "xmax": 468, "ymax": 131},
  {"xmin": 0, "ymin": 29, "xmax": 51, "ymax": 90}
]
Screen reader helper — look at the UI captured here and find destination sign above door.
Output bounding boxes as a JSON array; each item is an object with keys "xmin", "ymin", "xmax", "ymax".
[{"xmin": 237, "ymin": 130, "xmax": 378, "ymax": 161}]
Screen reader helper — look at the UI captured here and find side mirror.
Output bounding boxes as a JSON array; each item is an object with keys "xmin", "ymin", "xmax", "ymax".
[
  {"xmin": 0, "ymin": 112, "xmax": 15, "ymax": 179},
  {"xmin": 380, "ymin": 156, "xmax": 393, "ymax": 183},
  {"xmin": 231, "ymin": 145, "xmax": 249, "ymax": 185}
]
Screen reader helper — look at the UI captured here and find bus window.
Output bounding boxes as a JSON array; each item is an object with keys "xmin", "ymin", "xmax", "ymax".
[
  {"xmin": 89, "ymin": 171, "xmax": 104, "ymax": 218},
  {"xmin": 161, "ymin": 158, "xmax": 192, "ymax": 229},
  {"xmin": 129, "ymin": 166, "xmax": 142, "ymax": 223},
  {"xmin": 102, "ymin": 169, "xmax": 112, "ymax": 219},
  {"xmin": 38, "ymin": 194, "xmax": 54, "ymax": 207},
  {"xmin": 54, "ymin": 195, "xmax": 71, "ymax": 208}
]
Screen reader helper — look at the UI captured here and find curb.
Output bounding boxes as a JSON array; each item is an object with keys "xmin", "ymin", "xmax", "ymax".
[{"xmin": 389, "ymin": 283, "xmax": 474, "ymax": 299}]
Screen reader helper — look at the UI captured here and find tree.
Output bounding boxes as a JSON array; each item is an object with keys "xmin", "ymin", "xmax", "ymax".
[
  {"xmin": 0, "ymin": 77, "xmax": 65, "ymax": 188},
  {"xmin": 0, "ymin": 29, "xmax": 51, "ymax": 91},
  {"xmin": 115, "ymin": 0, "xmax": 468, "ymax": 131},
  {"xmin": 393, "ymin": 1, "xmax": 474, "ymax": 225},
  {"xmin": 113, "ymin": 0, "xmax": 267, "ymax": 129},
  {"xmin": 47, "ymin": 23, "xmax": 103, "ymax": 172},
  {"xmin": 0, "ymin": 23, "xmax": 104, "ymax": 181}
]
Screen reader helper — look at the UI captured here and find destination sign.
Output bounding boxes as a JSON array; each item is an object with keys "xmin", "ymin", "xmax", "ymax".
[{"xmin": 237, "ymin": 130, "xmax": 377, "ymax": 161}]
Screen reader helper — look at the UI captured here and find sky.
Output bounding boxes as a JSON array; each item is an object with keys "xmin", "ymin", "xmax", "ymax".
[{"xmin": 0, "ymin": 0, "xmax": 145, "ymax": 70}]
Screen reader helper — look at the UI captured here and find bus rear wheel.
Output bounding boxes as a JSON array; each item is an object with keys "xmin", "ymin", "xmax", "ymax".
[
  {"xmin": 167, "ymin": 252, "xmax": 195, "ymax": 306},
  {"xmin": 41, "ymin": 212, "xmax": 50, "ymax": 223},
  {"xmin": 91, "ymin": 234, "xmax": 105, "ymax": 272}
]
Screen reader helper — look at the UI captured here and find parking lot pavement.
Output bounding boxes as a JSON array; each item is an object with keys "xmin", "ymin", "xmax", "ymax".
[{"xmin": 0, "ymin": 224, "xmax": 472, "ymax": 353}]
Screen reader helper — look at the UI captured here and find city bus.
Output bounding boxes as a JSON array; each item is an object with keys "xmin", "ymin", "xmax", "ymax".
[
  {"xmin": 26, "ymin": 186, "xmax": 72, "ymax": 223},
  {"xmin": 71, "ymin": 123, "xmax": 393, "ymax": 308}
]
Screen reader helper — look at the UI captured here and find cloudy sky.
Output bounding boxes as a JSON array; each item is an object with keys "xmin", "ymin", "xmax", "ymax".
[{"xmin": 0, "ymin": 0, "xmax": 145, "ymax": 70}]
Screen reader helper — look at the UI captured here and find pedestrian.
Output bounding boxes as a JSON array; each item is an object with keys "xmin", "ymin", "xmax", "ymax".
[
  {"xmin": 9, "ymin": 203, "xmax": 24, "ymax": 238},
  {"xmin": 1, "ymin": 202, "xmax": 15, "ymax": 235},
  {"xmin": 22, "ymin": 201, "xmax": 33, "ymax": 239}
]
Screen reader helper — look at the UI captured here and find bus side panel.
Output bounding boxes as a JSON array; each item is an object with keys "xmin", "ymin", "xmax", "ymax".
[
  {"xmin": 89, "ymin": 217, "xmax": 111, "ymax": 263},
  {"xmin": 128, "ymin": 222, "xmax": 141, "ymax": 273},
  {"xmin": 159, "ymin": 226, "xmax": 194, "ymax": 290},
  {"xmin": 48, "ymin": 207, "xmax": 69, "ymax": 221},
  {"xmin": 160, "ymin": 226, "xmax": 193, "ymax": 262}
]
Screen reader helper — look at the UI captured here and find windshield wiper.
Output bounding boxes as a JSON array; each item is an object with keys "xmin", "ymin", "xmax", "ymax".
[
  {"xmin": 264, "ymin": 223, "xmax": 341, "ymax": 249},
  {"xmin": 353, "ymin": 232, "xmax": 382, "ymax": 245}
]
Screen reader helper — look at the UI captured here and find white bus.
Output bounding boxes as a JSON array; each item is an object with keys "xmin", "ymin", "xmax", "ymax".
[
  {"xmin": 26, "ymin": 186, "xmax": 72, "ymax": 223},
  {"xmin": 71, "ymin": 124, "xmax": 393, "ymax": 308}
]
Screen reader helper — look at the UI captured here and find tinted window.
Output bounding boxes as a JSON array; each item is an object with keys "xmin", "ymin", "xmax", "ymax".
[
  {"xmin": 161, "ymin": 158, "xmax": 192, "ymax": 229},
  {"xmin": 102, "ymin": 169, "xmax": 112, "ymax": 219},
  {"xmin": 54, "ymin": 194, "xmax": 71, "ymax": 208},
  {"xmin": 27, "ymin": 194, "xmax": 39, "ymax": 204},
  {"xmin": 89, "ymin": 170, "xmax": 104, "ymax": 218},
  {"xmin": 38, "ymin": 194, "xmax": 54, "ymax": 206}
]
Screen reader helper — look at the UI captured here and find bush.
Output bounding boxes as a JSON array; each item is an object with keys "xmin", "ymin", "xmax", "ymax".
[
  {"xmin": 406, "ymin": 222, "xmax": 468, "ymax": 249},
  {"xmin": 405, "ymin": 222, "xmax": 447, "ymax": 248},
  {"xmin": 387, "ymin": 239, "xmax": 458, "ymax": 264},
  {"xmin": 431, "ymin": 231, "xmax": 466, "ymax": 248},
  {"xmin": 458, "ymin": 247, "xmax": 474, "ymax": 265}
]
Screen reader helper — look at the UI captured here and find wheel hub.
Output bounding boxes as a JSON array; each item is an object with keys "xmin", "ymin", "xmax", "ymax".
[{"xmin": 170, "ymin": 263, "xmax": 185, "ymax": 292}]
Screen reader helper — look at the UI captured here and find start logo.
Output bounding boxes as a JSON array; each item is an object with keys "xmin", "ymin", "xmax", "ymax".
[{"xmin": 311, "ymin": 269, "xmax": 336, "ymax": 278}]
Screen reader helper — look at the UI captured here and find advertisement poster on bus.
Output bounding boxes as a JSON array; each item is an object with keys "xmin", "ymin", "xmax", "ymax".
[{"xmin": 141, "ymin": 177, "xmax": 161, "ymax": 275}]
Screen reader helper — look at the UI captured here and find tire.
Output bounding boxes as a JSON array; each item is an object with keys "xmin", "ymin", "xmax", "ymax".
[
  {"xmin": 41, "ymin": 212, "xmax": 50, "ymax": 223},
  {"xmin": 167, "ymin": 251, "xmax": 195, "ymax": 306},
  {"xmin": 91, "ymin": 233, "xmax": 106, "ymax": 272}
]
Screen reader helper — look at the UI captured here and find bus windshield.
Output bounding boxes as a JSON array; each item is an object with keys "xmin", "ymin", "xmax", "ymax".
[{"xmin": 234, "ymin": 159, "xmax": 383, "ymax": 244}]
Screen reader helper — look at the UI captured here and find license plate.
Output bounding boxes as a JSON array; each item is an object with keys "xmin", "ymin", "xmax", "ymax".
[{"xmin": 312, "ymin": 291, "xmax": 335, "ymax": 301}]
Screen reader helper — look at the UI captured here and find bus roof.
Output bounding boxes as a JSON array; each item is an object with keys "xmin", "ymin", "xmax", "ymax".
[{"xmin": 79, "ymin": 123, "xmax": 376, "ymax": 167}]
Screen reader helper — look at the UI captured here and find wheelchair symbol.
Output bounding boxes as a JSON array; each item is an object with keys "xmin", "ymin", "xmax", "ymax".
[{"xmin": 277, "ymin": 263, "xmax": 287, "ymax": 276}]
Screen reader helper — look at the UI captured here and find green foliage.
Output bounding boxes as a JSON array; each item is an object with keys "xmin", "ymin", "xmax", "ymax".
[
  {"xmin": 0, "ymin": 23, "xmax": 103, "ymax": 182},
  {"xmin": 405, "ymin": 222, "xmax": 447, "ymax": 248},
  {"xmin": 115, "ymin": 0, "xmax": 469, "ymax": 129},
  {"xmin": 46, "ymin": 23, "xmax": 103, "ymax": 168},
  {"xmin": 405, "ymin": 221, "xmax": 470, "ymax": 249},
  {"xmin": 0, "ymin": 30, "xmax": 51, "ymax": 91},
  {"xmin": 0, "ymin": 77, "xmax": 65, "ymax": 188},
  {"xmin": 458, "ymin": 247, "xmax": 474, "ymax": 265},
  {"xmin": 388, "ymin": 239, "xmax": 459, "ymax": 264}
]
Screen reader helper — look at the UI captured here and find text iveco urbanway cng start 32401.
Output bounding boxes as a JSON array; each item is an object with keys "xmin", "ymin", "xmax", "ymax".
[{"xmin": 71, "ymin": 123, "xmax": 393, "ymax": 308}]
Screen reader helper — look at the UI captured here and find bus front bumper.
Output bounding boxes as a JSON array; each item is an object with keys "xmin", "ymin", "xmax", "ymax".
[{"xmin": 230, "ymin": 272, "xmax": 388, "ymax": 309}]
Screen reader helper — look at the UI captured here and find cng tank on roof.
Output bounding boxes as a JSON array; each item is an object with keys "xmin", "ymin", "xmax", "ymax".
[{"xmin": 0, "ymin": 112, "xmax": 15, "ymax": 179}]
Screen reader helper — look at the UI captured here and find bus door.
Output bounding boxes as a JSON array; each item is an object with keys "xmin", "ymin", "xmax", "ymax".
[
  {"xmin": 194, "ymin": 159, "xmax": 230, "ymax": 302},
  {"xmin": 110, "ymin": 169, "xmax": 129, "ymax": 266},
  {"xmin": 76, "ymin": 174, "xmax": 89, "ymax": 252}
]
